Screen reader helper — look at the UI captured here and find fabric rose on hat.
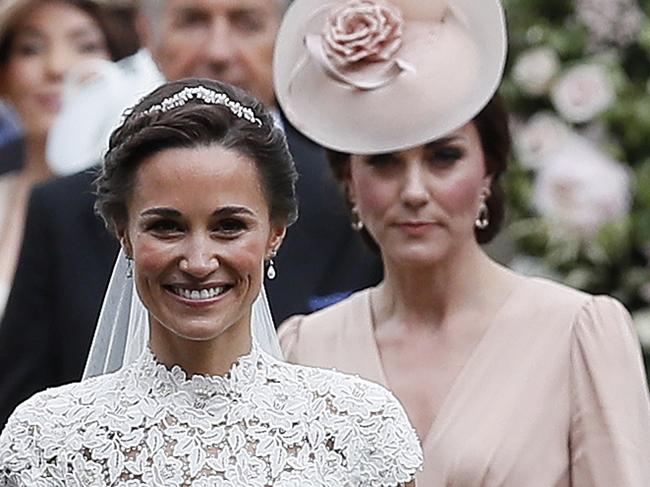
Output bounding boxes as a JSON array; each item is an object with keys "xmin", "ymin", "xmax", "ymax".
[{"xmin": 323, "ymin": 0, "xmax": 404, "ymax": 67}]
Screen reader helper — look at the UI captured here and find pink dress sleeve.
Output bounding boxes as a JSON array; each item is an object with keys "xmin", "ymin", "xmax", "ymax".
[
  {"xmin": 278, "ymin": 315, "xmax": 306, "ymax": 362},
  {"xmin": 570, "ymin": 296, "xmax": 650, "ymax": 485}
]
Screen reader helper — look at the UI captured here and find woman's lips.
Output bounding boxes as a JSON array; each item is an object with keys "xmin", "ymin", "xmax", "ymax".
[{"xmin": 396, "ymin": 221, "xmax": 439, "ymax": 237}]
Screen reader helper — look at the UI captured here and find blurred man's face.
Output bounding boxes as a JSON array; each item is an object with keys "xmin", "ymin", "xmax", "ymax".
[{"xmin": 144, "ymin": 0, "xmax": 281, "ymax": 107}]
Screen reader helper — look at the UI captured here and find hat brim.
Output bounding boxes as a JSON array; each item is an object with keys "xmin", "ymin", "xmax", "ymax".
[{"xmin": 274, "ymin": 0, "xmax": 507, "ymax": 155}]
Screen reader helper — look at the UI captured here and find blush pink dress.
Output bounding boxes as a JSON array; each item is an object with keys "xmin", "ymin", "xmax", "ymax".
[{"xmin": 279, "ymin": 276, "xmax": 650, "ymax": 486}]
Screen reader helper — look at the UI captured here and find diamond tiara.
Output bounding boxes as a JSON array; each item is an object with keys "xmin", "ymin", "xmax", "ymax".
[{"xmin": 121, "ymin": 85, "xmax": 264, "ymax": 127}]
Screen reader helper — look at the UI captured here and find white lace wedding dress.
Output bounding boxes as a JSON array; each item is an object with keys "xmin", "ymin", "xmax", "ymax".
[{"xmin": 0, "ymin": 342, "xmax": 422, "ymax": 486}]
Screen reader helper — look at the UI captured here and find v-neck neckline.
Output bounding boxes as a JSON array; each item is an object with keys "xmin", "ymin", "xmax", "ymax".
[{"xmin": 365, "ymin": 281, "xmax": 523, "ymax": 446}]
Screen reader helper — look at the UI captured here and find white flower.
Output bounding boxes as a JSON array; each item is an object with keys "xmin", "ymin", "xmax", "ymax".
[
  {"xmin": 512, "ymin": 47, "xmax": 560, "ymax": 96},
  {"xmin": 513, "ymin": 112, "xmax": 571, "ymax": 169},
  {"xmin": 576, "ymin": 0, "xmax": 645, "ymax": 47},
  {"xmin": 551, "ymin": 63, "xmax": 615, "ymax": 123},
  {"xmin": 532, "ymin": 135, "xmax": 631, "ymax": 237}
]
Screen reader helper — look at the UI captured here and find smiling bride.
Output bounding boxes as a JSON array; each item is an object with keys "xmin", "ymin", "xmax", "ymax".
[{"xmin": 0, "ymin": 79, "xmax": 423, "ymax": 486}]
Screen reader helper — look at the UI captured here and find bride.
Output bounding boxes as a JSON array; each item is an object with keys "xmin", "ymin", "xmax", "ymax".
[{"xmin": 0, "ymin": 79, "xmax": 423, "ymax": 486}]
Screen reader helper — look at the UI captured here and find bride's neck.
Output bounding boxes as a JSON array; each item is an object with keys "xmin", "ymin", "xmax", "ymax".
[{"xmin": 149, "ymin": 318, "xmax": 253, "ymax": 376}]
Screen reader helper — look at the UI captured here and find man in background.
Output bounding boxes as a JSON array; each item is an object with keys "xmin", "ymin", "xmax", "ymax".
[{"xmin": 0, "ymin": 0, "xmax": 380, "ymax": 428}]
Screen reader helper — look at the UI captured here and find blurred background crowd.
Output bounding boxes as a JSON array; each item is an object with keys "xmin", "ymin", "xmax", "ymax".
[{"xmin": 0, "ymin": 0, "xmax": 649, "ymax": 428}]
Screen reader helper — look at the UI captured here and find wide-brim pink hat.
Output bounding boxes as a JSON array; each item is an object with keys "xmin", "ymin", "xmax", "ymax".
[{"xmin": 274, "ymin": 0, "xmax": 507, "ymax": 154}]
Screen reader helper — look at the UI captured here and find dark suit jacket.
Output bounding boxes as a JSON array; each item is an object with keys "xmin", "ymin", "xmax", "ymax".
[
  {"xmin": 0, "ymin": 118, "xmax": 381, "ymax": 428},
  {"xmin": 0, "ymin": 106, "xmax": 24, "ymax": 175},
  {"xmin": 0, "ymin": 169, "xmax": 119, "ymax": 427},
  {"xmin": 0, "ymin": 138, "xmax": 24, "ymax": 175}
]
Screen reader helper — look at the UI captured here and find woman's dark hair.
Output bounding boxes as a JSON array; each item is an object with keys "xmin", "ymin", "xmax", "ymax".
[
  {"xmin": 95, "ymin": 78, "xmax": 298, "ymax": 236},
  {"xmin": 0, "ymin": 0, "xmax": 140, "ymax": 65},
  {"xmin": 326, "ymin": 94, "xmax": 511, "ymax": 252}
]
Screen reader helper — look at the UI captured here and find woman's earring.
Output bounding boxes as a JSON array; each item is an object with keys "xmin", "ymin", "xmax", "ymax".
[
  {"xmin": 266, "ymin": 251, "xmax": 277, "ymax": 280},
  {"xmin": 350, "ymin": 206, "xmax": 364, "ymax": 231},
  {"xmin": 475, "ymin": 202, "xmax": 489, "ymax": 230},
  {"xmin": 126, "ymin": 256, "xmax": 134, "ymax": 279}
]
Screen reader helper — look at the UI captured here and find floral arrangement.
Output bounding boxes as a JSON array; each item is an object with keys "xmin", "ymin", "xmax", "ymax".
[{"xmin": 500, "ymin": 0, "xmax": 650, "ymax": 357}]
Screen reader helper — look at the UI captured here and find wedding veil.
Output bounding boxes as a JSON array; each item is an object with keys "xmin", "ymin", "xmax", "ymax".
[{"xmin": 83, "ymin": 249, "xmax": 284, "ymax": 378}]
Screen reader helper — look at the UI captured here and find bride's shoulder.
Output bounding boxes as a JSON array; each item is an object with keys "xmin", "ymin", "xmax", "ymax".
[
  {"xmin": 267, "ymin": 359, "xmax": 424, "ymax": 482},
  {"xmin": 270, "ymin": 357, "xmax": 421, "ymax": 434},
  {"xmin": 2, "ymin": 370, "xmax": 123, "ymax": 433},
  {"xmin": 275, "ymin": 358, "xmax": 389, "ymax": 399},
  {"xmin": 0, "ymin": 371, "xmax": 126, "ymax": 482}
]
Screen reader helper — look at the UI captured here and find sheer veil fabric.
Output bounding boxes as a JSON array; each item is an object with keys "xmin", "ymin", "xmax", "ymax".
[{"xmin": 83, "ymin": 249, "xmax": 283, "ymax": 379}]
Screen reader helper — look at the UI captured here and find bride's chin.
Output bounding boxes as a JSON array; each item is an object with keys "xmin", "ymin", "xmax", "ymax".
[{"xmin": 156, "ymin": 318, "xmax": 234, "ymax": 342}]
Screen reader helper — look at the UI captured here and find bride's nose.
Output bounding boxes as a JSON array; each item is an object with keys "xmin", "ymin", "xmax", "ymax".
[{"xmin": 178, "ymin": 235, "xmax": 220, "ymax": 278}]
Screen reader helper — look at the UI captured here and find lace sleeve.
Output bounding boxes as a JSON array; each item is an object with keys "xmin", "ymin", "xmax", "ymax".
[
  {"xmin": 0, "ymin": 398, "xmax": 48, "ymax": 486},
  {"xmin": 325, "ymin": 376, "xmax": 424, "ymax": 486},
  {"xmin": 0, "ymin": 386, "xmax": 85, "ymax": 486}
]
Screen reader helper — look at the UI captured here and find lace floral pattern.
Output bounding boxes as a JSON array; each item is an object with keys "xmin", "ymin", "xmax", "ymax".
[{"xmin": 0, "ymin": 343, "xmax": 422, "ymax": 486}]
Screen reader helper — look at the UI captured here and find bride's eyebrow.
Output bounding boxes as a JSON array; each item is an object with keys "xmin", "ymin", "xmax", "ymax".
[
  {"xmin": 139, "ymin": 207, "xmax": 256, "ymax": 218},
  {"xmin": 212, "ymin": 206, "xmax": 256, "ymax": 218},
  {"xmin": 140, "ymin": 208, "xmax": 181, "ymax": 218}
]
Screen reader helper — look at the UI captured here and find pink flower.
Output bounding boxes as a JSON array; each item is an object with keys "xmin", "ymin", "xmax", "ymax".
[{"xmin": 323, "ymin": 0, "xmax": 404, "ymax": 67}]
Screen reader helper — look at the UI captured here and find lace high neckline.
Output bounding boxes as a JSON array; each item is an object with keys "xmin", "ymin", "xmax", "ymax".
[
  {"xmin": 1, "ymin": 337, "xmax": 423, "ymax": 486},
  {"xmin": 134, "ymin": 341, "xmax": 264, "ymax": 404}
]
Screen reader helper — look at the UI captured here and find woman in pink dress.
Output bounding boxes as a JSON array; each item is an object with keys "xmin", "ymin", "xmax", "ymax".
[{"xmin": 273, "ymin": 0, "xmax": 650, "ymax": 484}]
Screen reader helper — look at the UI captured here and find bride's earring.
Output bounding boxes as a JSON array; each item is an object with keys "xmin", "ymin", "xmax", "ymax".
[
  {"xmin": 126, "ymin": 256, "xmax": 134, "ymax": 279},
  {"xmin": 266, "ymin": 250, "xmax": 277, "ymax": 280}
]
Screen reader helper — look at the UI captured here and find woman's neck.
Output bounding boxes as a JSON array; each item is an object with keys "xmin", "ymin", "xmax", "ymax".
[
  {"xmin": 149, "ymin": 318, "xmax": 253, "ymax": 377},
  {"xmin": 376, "ymin": 241, "xmax": 513, "ymax": 330}
]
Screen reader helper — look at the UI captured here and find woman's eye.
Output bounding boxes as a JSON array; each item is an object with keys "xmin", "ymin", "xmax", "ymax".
[
  {"xmin": 366, "ymin": 155, "xmax": 398, "ymax": 168},
  {"xmin": 429, "ymin": 147, "xmax": 464, "ymax": 165},
  {"xmin": 147, "ymin": 220, "xmax": 183, "ymax": 235},
  {"xmin": 77, "ymin": 40, "xmax": 106, "ymax": 54},
  {"xmin": 214, "ymin": 218, "xmax": 247, "ymax": 235},
  {"xmin": 14, "ymin": 42, "xmax": 42, "ymax": 56}
]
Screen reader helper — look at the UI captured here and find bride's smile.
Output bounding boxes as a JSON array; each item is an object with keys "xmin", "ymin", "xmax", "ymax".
[
  {"xmin": 165, "ymin": 283, "xmax": 232, "ymax": 303},
  {"xmin": 121, "ymin": 144, "xmax": 285, "ymax": 344}
]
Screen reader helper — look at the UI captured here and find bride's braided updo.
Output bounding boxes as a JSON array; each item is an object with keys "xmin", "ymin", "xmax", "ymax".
[{"xmin": 95, "ymin": 78, "xmax": 298, "ymax": 236}]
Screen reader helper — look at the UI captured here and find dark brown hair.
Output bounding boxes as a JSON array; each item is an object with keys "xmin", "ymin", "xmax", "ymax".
[
  {"xmin": 0, "ymin": 0, "xmax": 139, "ymax": 65},
  {"xmin": 95, "ymin": 78, "xmax": 298, "ymax": 236},
  {"xmin": 327, "ymin": 94, "xmax": 511, "ymax": 251}
]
